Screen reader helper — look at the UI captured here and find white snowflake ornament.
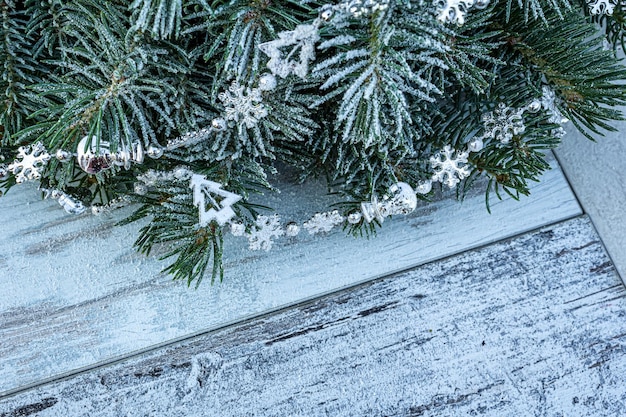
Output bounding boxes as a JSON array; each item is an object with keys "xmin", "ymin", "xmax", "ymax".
[
  {"xmin": 303, "ymin": 210, "xmax": 345, "ymax": 234},
  {"xmin": 190, "ymin": 174, "xmax": 242, "ymax": 227},
  {"xmin": 430, "ymin": 146, "xmax": 471, "ymax": 188},
  {"xmin": 258, "ymin": 22, "xmax": 320, "ymax": 79},
  {"xmin": 587, "ymin": 0, "xmax": 617, "ymax": 14},
  {"xmin": 247, "ymin": 214, "xmax": 284, "ymax": 251},
  {"xmin": 8, "ymin": 142, "xmax": 51, "ymax": 183},
  {"xmin": 218, "ymin": 81, "xmax": 268, "ymax": 129},
  {"xmin": 481, "ymin": 103, "xmax": 526, "ymax": 144}
]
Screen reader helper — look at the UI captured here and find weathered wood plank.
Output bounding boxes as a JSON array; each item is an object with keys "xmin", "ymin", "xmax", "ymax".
[
  {"xmin": 0, "ymin": 216, "xmax": 623, "ymax": 416},
  {"xmin": 0, "ymin": 156, "xmax": 580, "ymax": 395},
  {"xmin": 555, "ymin": 122, "xmax": 626, "ymax": 282}
]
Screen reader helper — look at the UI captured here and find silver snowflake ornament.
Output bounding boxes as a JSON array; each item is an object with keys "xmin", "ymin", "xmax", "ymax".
[
  {"xmin": 258, "ymin": 22, "xmax": 320, "ymax": 79},
  {"xmin": 247, "ymin": 214, "xmax": 284, "ymax": 251},
  {"xmin": 587, "ymin": 0, "xmax": 617, "ymax": 14},
  {"xmin": 190, "ymin": 174, "xmax": 242, "ymax": 227},
  {"xmin": 482, "ymin": 103, "xmax": 526, "ymax": 144},
  {"xmin": 8, "ymin": 142, "xmax": 51, "ymax": 183},
  {"xmin": 218, "ymin": 81, "xmax": 268, "ymax": 129},
  {"xmin": 303, "ymin": 210, "xmax": 345, "ymax": 234},
  {"xmin": 430, "ymin": 145, "xmax": 471, "ymax": 188}
]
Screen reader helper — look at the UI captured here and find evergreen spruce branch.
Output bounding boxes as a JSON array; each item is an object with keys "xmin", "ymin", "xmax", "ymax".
[
  {"xmin": 130, "ymin": 0, "xmax": 183, "ymax": 40},
  {"xmin": 502, "ymin": 9, "xmax": 626, "ymax": 138},
  {"xmin": 505, "ymin": 0, "xmax": 572, "ymax": 22},
  {"xmin": 1, "ymin": 1, "xmax": 40, "ymax": 145}
]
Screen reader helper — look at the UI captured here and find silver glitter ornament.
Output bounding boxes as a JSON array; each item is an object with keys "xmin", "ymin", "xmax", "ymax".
[
  {"xmin": 77, "ymin": 136, "xmax": 114, "ymax": 174},
  {"xmin": 55, "ymin": 149, "xmax": 73, "ymax": 163},
  {"xmin": 416, "ymin": 179, "xmax": 433, "ymax": 195},
  {"xmin": 285, "ymin": 221, "xmax": 301, "ymax": 237},
  {"xmin": 211, "ymin": 118, "xmax": 227, "ymax": 131},
  {"xmin": 146, "ymin": 145, "xmax": 164, "ymax": 159},
  {"xmin": 347, "ymin": 212, "xmax": 362, "ymax": 224},
  {"xmin": 258, "ymin": 73, "xmax": 278, "ymax": 91},
  {"xmin": 385, "ymin": 182, "xmax": 418, "ymax": 216}
]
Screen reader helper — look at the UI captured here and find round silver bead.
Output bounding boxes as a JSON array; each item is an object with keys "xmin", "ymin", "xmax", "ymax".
[
  {"xmin": 146, "ymin": 145, "xmax": 163, "ymax": 159},
  {"xmin": 473, "ymin": 0, "xmax": 490, "ymax": 9},
  {"xmin": 468, "ymin": 138, "xmax": 484, "ymax": 153},
  {"xmin": 258, "ymin": 73, "xmax": 277, "ymax": 91},
  {"xmin": 347, "ymin": 212, "xmax": 363, "ymax": 224},
  {"xmin": 526, "ymin": 99, "xmax": 542, "ymax": 113},
  {"xmin": 211, "ymin": 118, "xmax": 227, "ymax": 131},
  {"xmin": 55, "ymin": 149, "xmax": 73, "ymax": 163},
  {"xmin": 285, "ymin": 222, "xmax": 301, "ymax": 237}
]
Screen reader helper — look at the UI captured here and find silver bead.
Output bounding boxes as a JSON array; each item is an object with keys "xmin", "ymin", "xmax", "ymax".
[
  {"xmin": 347, "ymin": 212, "xmax": 362, "ymax": 224},
  {"xmin": 230, "ymin": 222, "xmax": 246, "ymax": 236},
  {"xmin": 468, "ymin": 138, "xmax": 484, "ymax": 153},
  {"xmin": 146, "ymin": 145, "xmax": 164, "ymax": 159},
  {"xmin": 76, "ymin": 136, "xmax": 114, "ymax": 174},
  {"xmin": 526, "ymin": 99, "xmax": 542, "ymax": 113},
  {"xmin": 320, "ymin": 5, "xmax": 334, "ymax": 21},
  {"xmin": 416, "ymin": 179, "xmax": 432, "ymax": 195},
  {"xmin": 285, "ymin": 221, "xmax": 301, "ymax": 237},
  {"xmin": 211, "ymin": 118, "xmax": 227, "ymax": 131},
  {"xmin": 55, "ymin": 149, "xmax": 73, "ymax": 163},
  {"xmin": 258, "ymin": 73, "xmax": 277, "ymax": 91},
  {"xmin": 473, "ymin": 0, "xmax": 490, "ymax": 9},
  {"xmin": 91, "ymin": 205, "xmax": 104, "ymax": 216}
]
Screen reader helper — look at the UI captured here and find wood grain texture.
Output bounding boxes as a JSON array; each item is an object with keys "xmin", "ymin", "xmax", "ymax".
[
  {"xmin": 0, "ymin": 157, "xmax": 581, "ymax": 395},
  {"xmin": 0, "ymin": 216, "xmax": 623, "ymax": 416},
  {"xmin": 555, "ymin": 122, "xmax": 626, "ymax": 283}
]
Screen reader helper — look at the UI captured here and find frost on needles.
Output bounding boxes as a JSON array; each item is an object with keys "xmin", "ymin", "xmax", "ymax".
[{"xmin": 1, "ymin": 0, "xmax": 626, "ymax": 287}]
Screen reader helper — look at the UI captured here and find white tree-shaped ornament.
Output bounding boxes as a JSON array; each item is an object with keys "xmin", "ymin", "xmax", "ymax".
[
  {"xmin": 258, "ymin": 22, "xmax": 320, "ymax": 79},
  {"xmin": 8, "ymin": 142, "xmax": 51, "ymax": 183},
  {"xmin": 190, "ymin": 174, "xmax": 242, "ymax": 227}
]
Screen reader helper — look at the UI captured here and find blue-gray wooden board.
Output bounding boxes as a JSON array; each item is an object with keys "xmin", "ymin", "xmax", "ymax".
[
  {"xmin": 1, "ymin": 216, "xmax": 623, "ymax": 416},
  {"xmin": 0, "ymin": 156, "xmax": 581, "ymax": 396}
]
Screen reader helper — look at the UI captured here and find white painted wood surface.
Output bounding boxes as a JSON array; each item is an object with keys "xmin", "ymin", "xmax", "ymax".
[
  {"xmin": 0, "ymin": 157, "xmax": 580, "ymax": 396},
  {"xmin": 555, "ymin": 122, "xmax": 626, "ymax": 283},
  {"xmin": 0, "ymin": 216, "xmax": 623, "ymax": 416}
]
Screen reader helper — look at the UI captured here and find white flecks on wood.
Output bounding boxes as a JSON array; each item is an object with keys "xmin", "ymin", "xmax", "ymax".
[
  {"xmin": 555, "ymin": 123, "xmax": 626, "ymax": 283},
  {"xmin": 0, "ymin": 156, "xmax": 580, "ymax": 395},
  {"xmin": 0, "ymin": 216, "xmax": 623, "ymax": 416}
]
